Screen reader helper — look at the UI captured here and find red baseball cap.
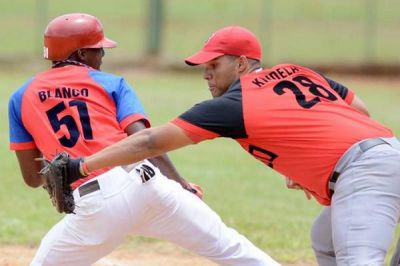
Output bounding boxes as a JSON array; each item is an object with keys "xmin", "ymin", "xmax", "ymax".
[{"xmin": 185, "ymin": 26, "xmax": 261, "ymax": 66}]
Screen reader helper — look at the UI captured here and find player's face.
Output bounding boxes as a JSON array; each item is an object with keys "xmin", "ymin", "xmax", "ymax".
[
  {"xmin": 83, "ymin": 48, "xmax": 105, "ymax": 70},
  {"xmin": 203, "ymin": 55, "xmax": 240, "ymax": 98}
]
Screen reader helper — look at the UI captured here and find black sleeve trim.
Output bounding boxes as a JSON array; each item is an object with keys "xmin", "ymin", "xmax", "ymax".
[
  {"xmin": 179, "ymin": 80, "xmax": 247, "ymax": 139},
  {"xmin": 320, "ymin": 75, "xmax": 349, "ymax": 100}
]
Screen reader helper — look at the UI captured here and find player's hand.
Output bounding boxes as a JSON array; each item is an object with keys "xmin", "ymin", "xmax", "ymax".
[
  {"xmin": 187, "ymin": 182, "xmax": 204, "ymax": 200},
  {"xmin": 285, "ymin": 177, "xmax": 312, "ymax": 200}
]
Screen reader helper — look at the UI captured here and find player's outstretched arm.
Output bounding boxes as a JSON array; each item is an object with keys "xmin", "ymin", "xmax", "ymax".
[{"xmin": 84, "ymin": 122, "xmax": 194, "ymax": 174}]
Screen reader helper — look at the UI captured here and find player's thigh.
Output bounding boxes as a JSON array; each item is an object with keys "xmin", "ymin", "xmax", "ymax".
[
  {"xmin": 31, "ymin": 191, "xmax": 129, "ymax": 266},
  {"xmin": 331, "ymin": 147, "xmax": 400, "ymax": 264},
  {"xmin": 138, "ymin": 176, "xmax": 276, "ymax": 265},
  {"xmin": 311, "ymin": 207, "xmax": 333, "ymax": 250},
  {"xmin": 127, "ymin": 161, "xmax": 279, "ymax": 265},
  {"xmin": 136, "ymin": 175, "xmax": 223, "ymax": 248}
]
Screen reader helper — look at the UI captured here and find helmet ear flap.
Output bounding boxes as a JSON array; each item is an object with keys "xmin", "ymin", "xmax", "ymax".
[{"xmin": 43, "ymin": 13, "xmax": 117, "ymax": 61}]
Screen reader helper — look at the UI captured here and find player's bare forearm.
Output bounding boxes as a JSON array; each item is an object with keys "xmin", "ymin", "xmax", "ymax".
[
  {"xmin": 16, "ymin": 149, "xmax": 44, "ymax": 188},
  {"xmin": 85, "ymin": 129, "xmax": 160, "ymax": 171},
  {"xmin": 85, "ymin": 123, "xmax": 194, "ymax": 173}
]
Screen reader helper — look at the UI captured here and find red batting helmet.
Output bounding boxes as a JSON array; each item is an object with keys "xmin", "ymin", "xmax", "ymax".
[{"xmin": 43, "ymin": 13, "xmax": 117, "ymax": 61}]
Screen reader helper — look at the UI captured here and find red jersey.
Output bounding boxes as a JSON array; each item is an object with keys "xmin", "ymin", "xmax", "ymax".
[
  {"xmin": 9, "ymin": 65, "xmax": 150, "ymax": 188},
  {"xmin": 173, "ymin": 64, "xmax": 392, "ymax": 205}
]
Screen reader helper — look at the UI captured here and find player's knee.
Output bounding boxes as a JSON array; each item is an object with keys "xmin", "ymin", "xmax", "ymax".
[
  {"xmin": 311, "ymin": 220, "xmax": 333, "ymax": 254},
  {"xmin": 335, "ymin": 245, "xmax": 385, "ymax": 266}
]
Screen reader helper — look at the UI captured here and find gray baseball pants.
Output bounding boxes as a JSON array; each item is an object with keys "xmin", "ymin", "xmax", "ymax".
[{"xmin": 311, "ymin": 137, "xmax": 400, "ymax": 265}]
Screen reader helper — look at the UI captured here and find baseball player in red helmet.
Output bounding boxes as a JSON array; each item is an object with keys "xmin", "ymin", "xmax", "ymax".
[{"xmin": 9, "ymin": 16, "xmax": 280, "ymax": 265}]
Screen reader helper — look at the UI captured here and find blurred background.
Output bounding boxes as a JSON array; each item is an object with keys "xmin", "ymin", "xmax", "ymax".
[
  {"xmin": 0, "ymin": 0, "xmax": 399, "ymax": 72},
  {"xmin": 0, "ymin": 1, "xmax": 399, "ymax": 265}
]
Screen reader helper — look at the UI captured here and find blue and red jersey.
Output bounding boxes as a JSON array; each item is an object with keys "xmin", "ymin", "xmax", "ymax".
[
  {"xmin": 9, "ymin": 65, "xmax": 150, "ymax": 188},
  {"xmin": 172, "ymin": 64, "xmax": 393, "ymax": 205}
]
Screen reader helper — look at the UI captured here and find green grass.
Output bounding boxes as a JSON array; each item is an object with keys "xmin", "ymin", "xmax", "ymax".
[
  {"xmin": 0, "ymin": 0, "xmax": 399, "ymax": 263},
  {"xmin": 0, "ymin": 0, "xmax": 399, "ymax": 65},
  {"xmin": 1, "ymin": 67, "xmax": 399, "ymax": 263}
]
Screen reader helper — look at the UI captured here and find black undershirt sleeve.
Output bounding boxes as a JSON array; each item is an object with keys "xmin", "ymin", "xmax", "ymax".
[
  {"xmin": 314, "ymin": 70, "xmax": 350, "ymax": 100},
  {"xmin": 321, "ymin": 75, "xmax": 349, "ymax": 100},
  {"xmin": 178, "ymin": 80, "xmax": 247, "ymax": 139}
]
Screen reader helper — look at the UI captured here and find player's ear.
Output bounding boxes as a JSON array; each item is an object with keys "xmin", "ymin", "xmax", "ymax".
[
  {"xmin": 237, "ymin": 56, "xmax": 249, "ymax": 73},
  {"xmin": 77, "ymin": 49, "xmax": 86, "ymax": 61}
]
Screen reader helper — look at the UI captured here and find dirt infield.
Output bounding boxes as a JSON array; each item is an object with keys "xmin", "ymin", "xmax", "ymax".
[
  {"xmin": 0, "ymin": 244, "xmax": 212, "ymax": 266},
  {"xmin": 0, "ymin": 244, "xmax": 316, "ymax": 266}
]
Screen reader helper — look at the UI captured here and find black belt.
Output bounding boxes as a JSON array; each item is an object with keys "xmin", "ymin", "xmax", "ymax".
[
  {"xmin": 76, "ymin": 162, "xmax": 156, "ymax": 197},
  {"xmin": 78, "ymin": 180, "xmax": 100, "ymax": 197},
  {"xmin": 329, "ymin": 138, "xmax": 389, "ymax": 194}
]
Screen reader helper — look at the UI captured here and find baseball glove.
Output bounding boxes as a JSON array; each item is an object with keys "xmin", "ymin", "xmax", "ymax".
[{"xmin": 39, "ymin": 152, "xmax": 83, "ymax": 214}]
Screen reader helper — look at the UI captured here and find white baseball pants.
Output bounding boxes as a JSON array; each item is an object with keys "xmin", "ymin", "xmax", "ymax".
[
  {"xmin": 31, "ymin": 160, "xmax": 279, "ymax": 266},
  {"xmin": 311, "ymin": 137, "xmax": 400, "ymax": 265}
]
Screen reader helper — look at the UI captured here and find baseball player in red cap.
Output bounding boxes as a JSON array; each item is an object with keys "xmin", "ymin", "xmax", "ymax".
[
  {"xmin": 9, "ymin": 17, "xmax": 280, "ymax": 265},
  {"xmin": 50, "ymin": 25, "xmax": 400, "ymax": 265}
]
